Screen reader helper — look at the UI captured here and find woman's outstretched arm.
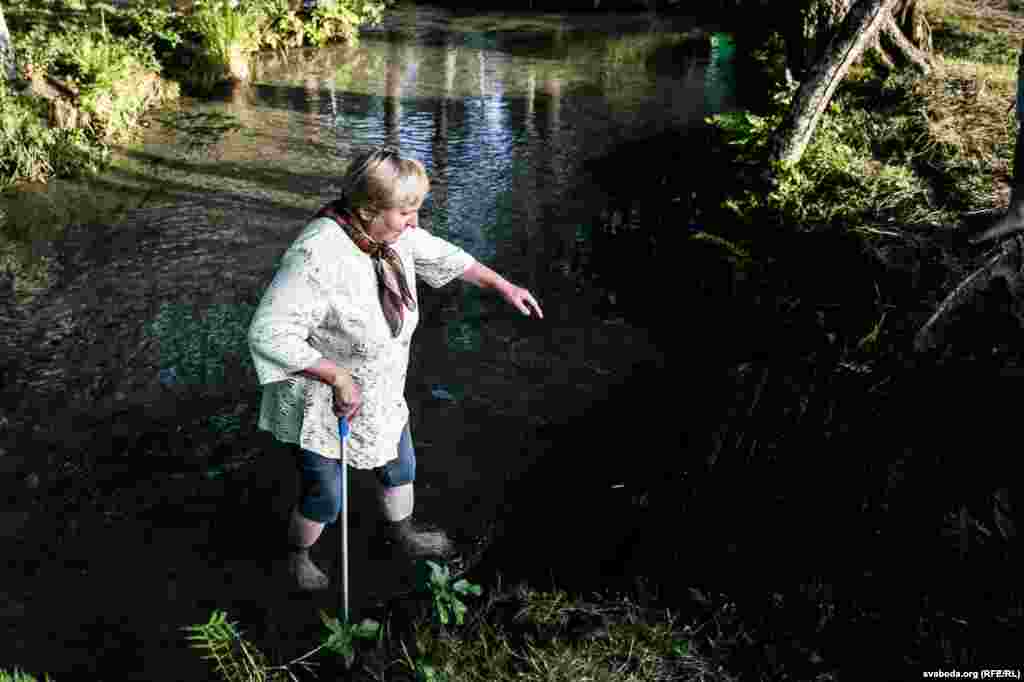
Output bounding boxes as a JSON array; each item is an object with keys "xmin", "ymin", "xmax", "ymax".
[{"xmin": 460, "ymin": 261, "xmax": 544, "ymax": 319}]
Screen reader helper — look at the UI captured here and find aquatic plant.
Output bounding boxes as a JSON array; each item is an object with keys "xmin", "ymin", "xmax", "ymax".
[
  {"xmin": 418, "ymin": 560, "xmax": 482, "ymax": 627},
  {"xmin": 183, "ymin": 610, "xmax": 289, "ymax": 682},
  {"xmin": 187, "ymin": 0, "xmax": 265, "ymax": 82},
  {"xmin": 0, "ymin": 669, "xmax": 54, "ymax": 682},
  {"xmin": 184, "ymin": 608, "xmax": 381, "ymax": 679},
  {"xmin": 318, "ymin": 610, "xmax": 382, "ymax": 669}
]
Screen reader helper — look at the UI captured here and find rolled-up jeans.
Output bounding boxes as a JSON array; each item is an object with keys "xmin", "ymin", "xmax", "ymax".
[
  {"xmin": 294, "ymin": 422, "xmax": 416, "ymax": 524},
  {"xmin": 1018, "ymin": 49, "xmax": 1023, "ymax": 125}
]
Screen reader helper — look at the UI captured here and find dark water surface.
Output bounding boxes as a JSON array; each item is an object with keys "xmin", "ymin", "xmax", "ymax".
[{"xmin": 0, "ymin": 5, "xmax": 738, "ymax": 677}]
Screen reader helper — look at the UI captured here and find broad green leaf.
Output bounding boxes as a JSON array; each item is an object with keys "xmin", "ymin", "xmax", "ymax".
[
  {"xmin": 354, "ymin": 619, "xmax": 380, "ymax": 639},
  {"xmin": 434, "ymin": 596, "xmax": 448, "ymax": 624},
  {"xmin": 453, "ymin": 599, "xmax": 467, "ymax": 625},
  {"xmin": 452, "ymin": 579, "xmax": 482, "ymax": 596}
]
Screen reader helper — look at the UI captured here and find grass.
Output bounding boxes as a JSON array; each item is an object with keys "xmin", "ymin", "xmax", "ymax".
[
  {"xmin": 183, "ymin": 587, "xmax": 729, "ymax": 682},
  {"xmin": 1, "ymin": 1, "xmax": 173, "ymax": 189},
  {"xmin": 0, "ymin": 82, "xmax": 108, "ymax": 190},
  {"xmin": 408, "ymin": 589, "xmax": 718, "ymax": 682},
  {"xmin": 0, "ymin": 0, "xmax": 388, "ymax": 187},
  {"xmin": 0, "ymin": 669, "xmax": 53, "ymax": 682},
  {"xmin": 927, "ymin": 0, "xmax": 1024, "ymax": 65},
  {"xmin": 187, "ymin": 0, "xmax": 265, "ymax": 82},
  {"xmin": 707, "ymin": 0, "xmax": 1021, "ymax": 237},
  {"xmin": 683, "ymin": 1, "xmax": 1024, "ymax": 674}
]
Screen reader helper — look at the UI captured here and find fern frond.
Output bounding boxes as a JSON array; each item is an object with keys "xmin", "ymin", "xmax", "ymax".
[{"xmin": 182, "ymin": 610, "xmax": 272, "ymax": 682}]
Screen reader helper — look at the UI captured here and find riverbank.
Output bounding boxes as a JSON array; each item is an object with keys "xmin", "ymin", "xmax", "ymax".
[
  {"xmin": 567, "ymin": 0, "xmax": 1022, "ymax": 676},
  {"xmin": 0, "ymin": 0, "xmax": 392, "ymax": 192}
]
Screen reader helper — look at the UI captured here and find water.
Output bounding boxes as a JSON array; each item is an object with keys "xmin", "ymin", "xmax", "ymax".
[
  {"xmin": 1, "ymin": 3, "xmax": 737, "ymax": 431},
  {"xmin": 0, "ymin": 5, "xmax": 738, "ymax": 676}
]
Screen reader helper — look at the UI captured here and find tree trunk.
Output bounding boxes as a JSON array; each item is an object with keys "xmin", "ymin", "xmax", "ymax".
[
  {"xmin": 784, "ymin": 0, "xmax": 931, "ymax": 84},
  {"xmin": 770, "ymin": 0, "xmax": 902, "ymax": 167},
  {"xmin": 879, "ymin": 16, "xmax": 932, "ymax": 73},
  {"xmin": 789, "ymin": 0, "xmax": 853, "ymax": 82},
  {"xmin": 892, "ymin": 0, "xmax": 931, "ymax": 52},
  {"xmin": 0, "ymin": 4, "xmax": 17, "ymax": 85}
]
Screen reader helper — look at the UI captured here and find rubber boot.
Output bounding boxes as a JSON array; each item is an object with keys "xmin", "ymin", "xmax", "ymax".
[
  {"xmin": 377, "ymin": 483, "xmax": 453, "ymax": 558},
  {"xmin": 384, "ymin": 516, "xmax": 454, "ymax": 559},
  {"xmin": 287, "ymin": 545, "xmax": 329, "ymax": 591},
  {"xmin": 286, "ymin": 506, "xmax": 328, "ymax": 591}
]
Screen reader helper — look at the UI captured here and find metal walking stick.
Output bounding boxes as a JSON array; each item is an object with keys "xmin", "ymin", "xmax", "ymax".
[{"xmin": 338, "ymin": 415, "xmax": 350, "ymax": 624}]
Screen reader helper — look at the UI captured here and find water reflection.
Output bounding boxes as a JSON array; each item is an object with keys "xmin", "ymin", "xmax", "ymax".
[{"xmin": 0, "ymin": 4, "xmax": 738, "ymax": 431}]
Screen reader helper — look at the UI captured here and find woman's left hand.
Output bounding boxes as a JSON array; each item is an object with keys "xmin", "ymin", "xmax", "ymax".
[{"xmin": 500, "ymin": 283, "xmax": 544, "ymax": 319}]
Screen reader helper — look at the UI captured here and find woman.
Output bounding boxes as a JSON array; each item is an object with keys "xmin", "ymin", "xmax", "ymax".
[{"xmin": 248, "ymin": 147, "xmax": 543, "ymax": 591}]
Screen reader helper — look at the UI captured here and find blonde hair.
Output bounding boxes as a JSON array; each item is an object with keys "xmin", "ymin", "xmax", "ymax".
[{"xmin": 340, "ymin": 148, "xmax": 430, "ymax": 226}]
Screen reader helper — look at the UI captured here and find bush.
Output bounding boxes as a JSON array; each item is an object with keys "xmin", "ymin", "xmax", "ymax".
[
  {"xmin": 0, "ymin": 80, "xmax": 107, "ymax": 189},
  {"xmin": 187, "ymin": 0, "xmax": 264, "ymax": 81}
]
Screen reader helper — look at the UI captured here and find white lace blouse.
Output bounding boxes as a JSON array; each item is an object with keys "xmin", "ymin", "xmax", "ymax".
[{"xmin": 248, "ymin": 217, "xmax": 476, "ymax": 468}]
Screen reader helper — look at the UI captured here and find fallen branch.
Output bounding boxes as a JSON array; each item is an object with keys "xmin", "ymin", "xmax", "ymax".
[{"xmin": 914, "ymin": 235, "xmax": 1024, "ymax": 351}]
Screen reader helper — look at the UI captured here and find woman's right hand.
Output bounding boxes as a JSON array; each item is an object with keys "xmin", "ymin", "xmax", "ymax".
[{"xmin": 332, "ymin": 371, "xmax": 362, "ymax": 421}]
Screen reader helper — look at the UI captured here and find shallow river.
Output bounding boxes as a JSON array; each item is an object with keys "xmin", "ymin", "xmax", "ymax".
[{"xmin": 0, "ymin": 4, "xmax": 741, "ymax": 676}]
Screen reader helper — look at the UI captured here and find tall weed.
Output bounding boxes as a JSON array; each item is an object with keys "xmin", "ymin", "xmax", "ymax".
[{"xmin": 0, "ymin": 81, "xmax": 106, "ymax": 189}]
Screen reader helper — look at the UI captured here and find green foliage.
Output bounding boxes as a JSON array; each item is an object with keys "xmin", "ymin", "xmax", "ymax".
[
  {"xmin": 706, "ymin": 79, "xmax": 938, "ymax": 230},
  {"xmin": 7, "ymin": 0, "xmax": 168, "ymax": 156},
  {"xmin": 708, "ymin": 109, "xmax": 778, "ymax": 162},
  {"xmin": 318, "ymin": 610, "xmax": 382, "ymax": 669},
  {"xmin": 0, "ymin": 669, "xmax": 53, "ymax": 682},
  {"xmin": 0, "ymin": 81, "xmax": 108, "ymax": 188},
  {"xmin": 251, "ymin": 0, "xmax": 306, "ymax": 52},
  {"xmin": 931, "ymin": 15, "xmax": 1018, "ymax": 66},
  {"xmin": 185, "ymin": 608, "xmax": 380, "ymax": 680},
  {"xmin": 303, "ymin": 0, "xmax": 386, "ymax": 48},
  {"xmin": 408, "ymin": 590, "xmax": 712, "ymax": 682},
  {"xmin": 109, "ymin": 3, "xmax": 189, "ymax": 61},
  {"xmin": 179, "ymin": 0, "xmax": 389, "ymax": 84},
  {"xmin": 398, "ymin": 644, "xmax": 450, "ymax": 682},
  {"xmin": 182, "ymin": 610, "xmax": 280, "ymax": 682},
  {"xmin": 12, "ymin": 1, "xmax": 159, "ymax": 78},
  {"xmin": 418, "ymin": 560, "xmax": 482, "ymax": 627},
  {"xmin": 187, "ymin": 0, "xmax": 264, "ymax": 80}
]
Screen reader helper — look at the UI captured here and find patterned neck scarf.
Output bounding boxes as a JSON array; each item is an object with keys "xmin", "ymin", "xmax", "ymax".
[{"xmin": 315, "ymin": 200, "xmax": 416, "ymax": 338}]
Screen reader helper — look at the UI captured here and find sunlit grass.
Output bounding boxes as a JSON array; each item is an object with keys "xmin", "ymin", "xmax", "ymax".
[
  {"xmin": 707, "ymin": 0, "xmax": 1024, "ymax": 234},
  {"xmin": 407, "ymin": 589, "xmax": 728, "ymax": 682},
  {"xmin": 0, "ymin": 669, "xmax": 53, "ymax": 682},
  {"xmin": 187, "ymin": 0, "xmax": 264, "ymax": 82},
  {"xmin": 926, "ymin": 0, "xmax": 1024, "ymax": 65}
]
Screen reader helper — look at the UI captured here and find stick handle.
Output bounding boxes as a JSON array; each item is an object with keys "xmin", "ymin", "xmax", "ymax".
[{"xmin": 339, "ymin": 416, "xmax": 349, "ymax": 624}]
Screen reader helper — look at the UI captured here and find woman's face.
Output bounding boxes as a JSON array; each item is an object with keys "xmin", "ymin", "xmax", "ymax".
[{"xmin": 369, "ymin": 198, "xmax": 423, "ymax": 244}]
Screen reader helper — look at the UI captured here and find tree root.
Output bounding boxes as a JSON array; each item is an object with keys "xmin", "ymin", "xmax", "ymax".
[{"xmin": 914, "ymin": 235, "xmax": 1024, "ymax": 352}]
